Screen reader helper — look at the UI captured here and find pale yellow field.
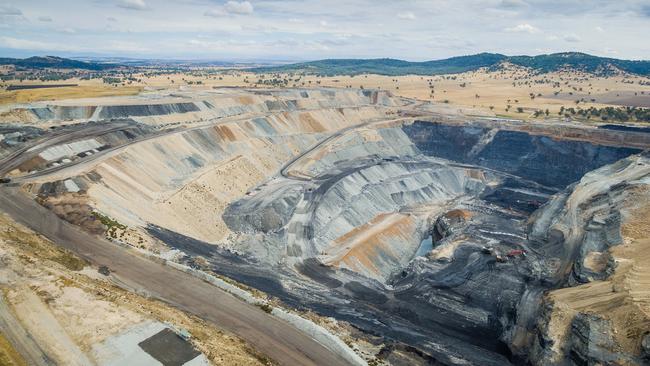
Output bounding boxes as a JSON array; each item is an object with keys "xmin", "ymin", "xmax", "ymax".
[
  {"xmin": 0, "ymin": 81, "xmax": 142, "ymax": 104},
  {"xmin": 270, "ymin": 68, "xmax": 650, "ymax": 119},
  {"xmin": 129, "ymin": 67, "xmax": 650, "ymax": 119},
  {"xmin": 2, "ymin": 66, "xmax": 649, "ymax": 121}
]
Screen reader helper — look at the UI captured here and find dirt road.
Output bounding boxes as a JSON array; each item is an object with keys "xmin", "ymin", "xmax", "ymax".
[
  {"xmin": 0, "ymin": 186, "xmax": 352, "ymax": 366},
  {"xmin": 279, "ymin": 116, "xmax": 413, "ymax": 179}
]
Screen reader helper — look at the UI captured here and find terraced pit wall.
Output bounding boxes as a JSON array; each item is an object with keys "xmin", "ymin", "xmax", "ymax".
[{"xmin": 24, "ymin": 89, "xmax": 401, "ymax": 246}]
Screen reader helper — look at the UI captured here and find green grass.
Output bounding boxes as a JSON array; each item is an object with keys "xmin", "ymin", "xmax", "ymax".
[
  {"xmin": 92, "ymin": 211, "xmax": 127, "ymax": 239},
  {"xmin": 92, "ymin": 211, "xmax": 126, "ymax": 229}
]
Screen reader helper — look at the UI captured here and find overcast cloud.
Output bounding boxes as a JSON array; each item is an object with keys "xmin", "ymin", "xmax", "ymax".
[{"xmin": 0, "ymin": 0, "xmax": 648, "ymax": 61}]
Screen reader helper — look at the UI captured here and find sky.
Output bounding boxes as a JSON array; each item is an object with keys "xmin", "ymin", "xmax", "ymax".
[{"xmin": 1, "ymin": 0, "xmax": 649, "ymax": 62}]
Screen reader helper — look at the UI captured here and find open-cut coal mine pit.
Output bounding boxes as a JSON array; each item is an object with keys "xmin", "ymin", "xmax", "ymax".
[
  {"xmin": 150, "ymin": 120, "xmax": 643, "ymax": 365},
  {"xmin": 6, "ymin": 89, "xmax": 650, "ymax": 365}
]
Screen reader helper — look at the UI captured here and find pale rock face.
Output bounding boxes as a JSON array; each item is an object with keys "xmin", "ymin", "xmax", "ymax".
[{"xmin": 24, "ymin": 89, "xmax": 397, "ymax": 245}]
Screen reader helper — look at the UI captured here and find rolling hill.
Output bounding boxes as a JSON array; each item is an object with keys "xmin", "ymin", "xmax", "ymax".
[
  {"xmin": 0, "ymin": 56, "xmax": 120, "ymax": 70},
  {"xmin": 250, "ymin": 52, "xmax": 650, "ymax": 77}
]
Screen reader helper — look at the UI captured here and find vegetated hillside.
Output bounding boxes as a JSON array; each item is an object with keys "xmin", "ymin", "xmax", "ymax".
[
  {"xmin": 250, "ymin": 52, "xmax": 650, "ymax": 76},
  {"xmin": 0, "ymin": 56, "xmax": 120, "ymax": 70},
  {"xmin": 506, "ymin": 52, "xmax": 650, "ymax": 75},
  {"xmin": 251, "ymin": 53, "xmax": 507, "ymax": 76}
]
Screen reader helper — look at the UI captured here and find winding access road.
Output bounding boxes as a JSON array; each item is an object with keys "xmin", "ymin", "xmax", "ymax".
[{"xmin": 0, "ymin": 186, "xmax": 351, "ymax": 366}]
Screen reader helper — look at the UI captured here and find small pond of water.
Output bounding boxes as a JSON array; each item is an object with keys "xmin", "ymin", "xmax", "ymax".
[{"xmin": 415, "ymin": 235, "xmax": 433, "ymax": 256}]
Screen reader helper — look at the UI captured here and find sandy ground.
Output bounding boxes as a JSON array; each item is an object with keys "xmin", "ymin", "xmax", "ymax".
[
  {"xmin": 155, "ymin": 154, "xmax": 268, "ymax": 243},
  {"xmin": 0, "ymin": 213, "xmax": 271, "ymax": 366}
]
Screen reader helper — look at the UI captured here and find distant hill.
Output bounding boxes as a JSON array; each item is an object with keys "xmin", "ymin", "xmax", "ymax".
[
  {"xmin": 506, "ymin": 53, "xmax": 650, "ymax": 75},
  {"xmin": 75, "ymin": 57, "xmax": 247, "ymax": 68},
  {"xmin": 0, "ymin": 56, "xmax": 120, "ymax": 71},
  {"xmin": 250, "ymin": 52, "xmax": 650, "ymax": 77}
]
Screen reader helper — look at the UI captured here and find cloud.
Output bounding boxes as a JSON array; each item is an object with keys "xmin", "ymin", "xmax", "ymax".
[
  {"xmin": 641, "ymin": 5, "xmax": 650, "ymax": 17},
  {"xmin": 116, "ymin": 0, "xmax": 147, "ymax": 11},
  {"xmin": 0, "ymin": 5, "xmax": 25, "ymax": 25},
  {"xmin": 498, "ymin": 0, "xmax": 528, "ymax": 9},
  {"xmin": 0, "ymin": 0, "xmax": 646, "ymax": 61},
  {"xmin": 204, "ymin": 9, "xmax": 226, "ymax": 17},
  {"xmin": 0, "ymin": 36, "xmax": 78, "ymax": 52},
  {"xmin": 0, "ymin": 36, "xmax": 150, "ymax": 54},
  {"xmin": 224, "ymin": 1, "xmax": 253, "ymax": 15},
  {"xmin": 204, "ymin": 1, "xmax": 253, "ymax": 17},
  {"xmin": 397, "ymin": 11, "xmax": 416, "ymax": 20},
  {"xmin": 504, "ymin": 23, "xmax": 540, "ymax": 34},
  {"xmin": 107, "ymin": 40, "xmax": 150, "ymax": 52},
  {"xmin": 187, "ymin": 38, "xmax": 257, "ymax": 51},
  {"xmin": 0, "ymin": 5, "xmax": 22, "ymax": 15},
  {"xmin": 564, "ymin": 34, "xmax": 581, "ymax": 42},
  {"xmin": 241, "ymin": 24, "xmax": 278, "ymax": 32}
]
